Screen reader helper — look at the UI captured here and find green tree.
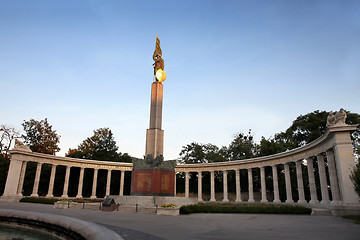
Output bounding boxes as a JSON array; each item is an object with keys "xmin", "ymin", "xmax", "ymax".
[
  {"xmin": 0, "ymin": 125, "xmax": 21, "ymax": 155},
  {"xmin": 228, "ymin": 130, "xmax": 259, "ymax": 161},
  {"xmin": 259, "ymin": 110, "xmax": 360, "ymax": 156},
  {"xmin": 350, "ymin": 163, "xmax": 360, "ymax": 198},
  {"xmin": 22, "ymin": 118, "xmax": 60, "ymax": 154},
  {"xmin": 66, "ymin": 127, "xmax": 132, "ymax": 162}
]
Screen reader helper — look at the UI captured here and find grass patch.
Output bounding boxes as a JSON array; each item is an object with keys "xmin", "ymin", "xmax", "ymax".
[
  {"xmin": 343, "ymin": 215, "xmax": 360, "ymax": 224},
  {"xmin": 180, "ymin": 203, "xmax": 312, "ymax": 215},
  {"xmin": 20, "ymin": 197, "xmax": 58, "ymax": 205}
]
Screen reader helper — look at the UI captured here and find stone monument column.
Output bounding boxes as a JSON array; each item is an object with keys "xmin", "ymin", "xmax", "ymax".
[
  {"xmin": 145, "ymin": 81, "xmax": 164, "ymax": 158},
  {"xmin": 130, "ymin": 34, "xmax": 176, "ymax": 196}
]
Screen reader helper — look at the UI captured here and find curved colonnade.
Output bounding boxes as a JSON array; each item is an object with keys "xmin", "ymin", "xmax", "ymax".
[{"xmin": 2, "ymin": 125, "xmax": 359, "ymax": 207}]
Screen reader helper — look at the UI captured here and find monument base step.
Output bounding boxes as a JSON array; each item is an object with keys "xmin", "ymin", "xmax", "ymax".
[{"xmin": 111, "ymin": 195, "xmax": 197, "ymax": 208}]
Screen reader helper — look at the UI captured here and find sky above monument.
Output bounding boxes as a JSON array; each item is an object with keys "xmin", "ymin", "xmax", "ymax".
[{"xmin": 1, "ymin": 0, "xmax": 359, "ymax": 160}]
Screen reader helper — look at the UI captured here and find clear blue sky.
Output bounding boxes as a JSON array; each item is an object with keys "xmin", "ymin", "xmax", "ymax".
[{"xmin": 1, "ymin": 0, "xmax": 359, "ymax": 160}]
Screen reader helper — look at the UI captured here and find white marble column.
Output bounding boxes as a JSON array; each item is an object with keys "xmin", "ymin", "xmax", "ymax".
[
  {"xmin": 31, "ymin": 162, "xmax": 42, "ymax": 197},
  {"xmin": 61, "ymin": 166, "xmax": 71, "ymax": 198},
  {"xmin": 90, "ymin": 168, "xmax": 98, "ymax": 199},
  {"xmin": 248, "ymin": 168, "xmax": 255, "ymax": 202},
  {"xmin": 307, "ymin": 158, "xmax": 319, "ymax": 204},
  {"xmin": 260, "ymin": 167, "xmax": 268, "ymax": 202},
  {"xmin": 272, "ymin": 165, "xmax": 281, "ymax": 203},
  {"xmin": 106, "ymin": 169, "xmax": 112, "ymax": 196},
  {"xmin": 76, "ymin": 167, "xmax": 85, "ymax": 198},
  {"xmin": 317, "ymin": 154, "xmax": 330, "ymax": 204},
  {"xmin": 119, "ymin": 170, "xmax": 125, "ymax": 196},
  {"xmin": 296, "ymin": 160, "xmax": 307, "ymax": 204},
  {"xmin": 235, "ymin": 169, "xmax": 242, "ymax": 202},
  {"xmin": 185, "ymin": 171, "xmax": 189, "ymax": 198},
  {"xmin": 210, "ymin": 171, "xmax": 216, "ymax": 202},
  {"xmin": 46, "ymin": 164, "xmax": 57, "ymax": 198},
  {"xmin": 326, "ymin": 149, "xmax": 341, "ymax": 204},
  {"xmin": 223, "ymin": 170, "xmax": 229, "ymax": 202},
  {"xmin": 198, "ymin": 171, "xmax": 203, "ymax": 202},
  {"xmin": 16, "ymin": 161, "xmax": 27, "ymax": 196},
  {"xmin": 284, "ymin": 163, "xmax": 294, "ymax": 203}
]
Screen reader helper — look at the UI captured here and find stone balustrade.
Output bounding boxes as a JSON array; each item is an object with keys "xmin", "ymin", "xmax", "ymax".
[{"xmin": 1, "ymin": 124, "xmax": 359, "ymax": 208}]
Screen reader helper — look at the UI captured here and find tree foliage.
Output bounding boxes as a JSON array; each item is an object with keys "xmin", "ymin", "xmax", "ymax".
[
  {"xmin": 228, "ymin": 130, "xmax": 258, "ymax": 160},
  {"xmin": 179, "ymin": 142, "xmax": 227, "ymax": 164},
  {"xmin": 66, "ymin": 127, "xmax": 131, "ymax": 162},
  {"xmin": 22, "ymin": 118, "xmax": 60, "ymax": 154},
  {"xmin": 350, "ymin": 163, "xmax": 360, "ymax": 197},
  {"xmin": 0, "ymin": 125, "xmax": 21, "ymax": 155}
]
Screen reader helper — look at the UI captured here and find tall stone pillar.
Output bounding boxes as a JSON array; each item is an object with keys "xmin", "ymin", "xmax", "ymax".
[
  {"xmin": 46, "ymin": 164, "xmax": 57, "ymax": 198},
  {"xmin": 284, "ymin": 163, "xmax": 294, "ymax": 203},
  {"xmin": 61, "ymin": 166, "xmax": 71, "ymax": 198},
  {"xmin": 210, "ymin": 171, "xmax": 216, "ymax": 202},
  {"xmin": 223, "ymin": 170, "xmax": 229, "ymax": 202},
  {"xmin": 106, "ymin": 169, "xmax": 112, "ymax": 196},
  {"xmin": 307, "ymin": 158, "xmax": 319, "ymax": 204},
  {"xmin": 17, "ymin": 161, "xmax": 27, "ymax": 196},
  {"xmin": 119, "ymin": 170, "xmax": 125, "ymax": 196},
  {"xmin": 90, "ymin": 168, "xmax": 98, "ymax": 199},
  {"xmin": 31, "ymin": 162, "xmax": 42, "ymax": 197},
  {"xmin": 317, "ymin": 154, "xmax": 330, "ymax": 204},
  {"xmin": 185, "ymin": 171, "xmax": 189, "ymax": 198},
  {"xmin": 235, "ymin": 169, "xmax": 242, "ymax": 202},
  {"xmin": 248, "ymin": 168, "xmax": 255, "ymax": 202},
  {"xmin": 295, "ymin": 160, "xmax": 307, "ymax": 204},
  {"xmin": 145, "ymin": 81, "xmax": 164, "ymax": 158},
  {"xmin": 76, "ymin": 167, "xmax": 85, "ymax": 198},
  {"xmin": 198, "ymin": 171, "xmax": 203, "ymax": 202},
  {"xmin": 260, "ymin": 167, "xmax": 268, "ymax": 202},
  {"xmin": 272, "ymin": 165, "xmax": 281, "ymax": 203}
]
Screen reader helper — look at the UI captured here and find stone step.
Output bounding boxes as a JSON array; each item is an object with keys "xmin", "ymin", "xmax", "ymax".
[{"xmin": 311, "ymin": 208, "xmax": 332, "ymax": 216}]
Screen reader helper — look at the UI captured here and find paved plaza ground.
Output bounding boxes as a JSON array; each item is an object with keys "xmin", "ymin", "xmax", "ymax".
[{"xmin": 0, "ymin": 202, "xmax": 360, "ymax": 240}]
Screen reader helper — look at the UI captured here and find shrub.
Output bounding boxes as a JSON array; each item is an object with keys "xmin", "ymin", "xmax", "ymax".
[
  {"xmin": 350, "ymin": 163, "xmax": 360, "ymax": 197},
  {"xmin": 20, "ymin": 197, "xmax": 58, "ymax": 205},
  {"xmin": 180, "ymin": 203, "xmax": 311, "ymax": 215}
]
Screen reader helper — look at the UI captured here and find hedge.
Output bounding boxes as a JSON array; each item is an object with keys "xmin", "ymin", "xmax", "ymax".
[{"xmin": 180, "ymin": 203, "xmax": 312, "ymax": 215}]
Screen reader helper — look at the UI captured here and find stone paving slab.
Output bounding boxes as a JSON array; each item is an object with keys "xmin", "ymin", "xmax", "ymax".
[{"xmin": 1, "ymin": 202, "xmax": 360, "ymax": 240}]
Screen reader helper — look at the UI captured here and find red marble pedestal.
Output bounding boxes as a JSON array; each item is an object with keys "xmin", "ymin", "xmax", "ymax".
[{"xmin": 131, "ymin": 169, "xmax": 175, "ymax": 196}]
